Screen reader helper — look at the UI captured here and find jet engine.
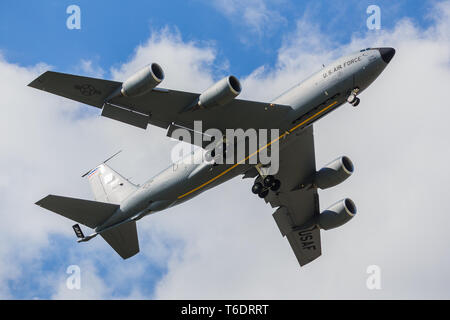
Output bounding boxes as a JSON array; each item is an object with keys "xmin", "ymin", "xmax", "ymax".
[
  {"xmin": 198, "ymin": 75, "xmax": 242, "ymax": 108},
  {"xmin": 120, "ymin": 63, "xmax": 165, "ymax": 97},
  {"xmin": 318, "ymin": 198, "xmax": 357, "ymax": 230},
  {"xmin": 314, "ymin": 156, "xmax": 354, "ymax": 189}
]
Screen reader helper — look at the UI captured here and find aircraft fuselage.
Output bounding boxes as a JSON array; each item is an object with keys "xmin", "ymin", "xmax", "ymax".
[{"xmin": 97, "ymin": 48, "xmax": 393, "ymax": 231}]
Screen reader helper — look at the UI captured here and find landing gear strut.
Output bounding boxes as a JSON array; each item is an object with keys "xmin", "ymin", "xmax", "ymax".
[
  {"xmin": 347, "ymin": 88, "xmax": 361, "ymax": 107},
  {"xmin": 251, "ymin": 175, "xmax": 281, "ymax": 198}
]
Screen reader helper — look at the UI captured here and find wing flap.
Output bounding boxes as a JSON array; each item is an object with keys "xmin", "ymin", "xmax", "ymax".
[
  {"xmin": 113, "ymin": 90, "xmax": 292, "ymax": 133},
  {"xmin": 101, "ymin": 103, "xmax": 150, "ymax": 129},
  {"xmin": 276, "ymin": 188, "xmax": 318, "ymax": 227},
  {"xmin": 273, "ymin": 206, "xmax": 294, "ymax": 237},
  {"xmin": 173, "ymin": 99, "xmax": 292, "ymax": 133}
]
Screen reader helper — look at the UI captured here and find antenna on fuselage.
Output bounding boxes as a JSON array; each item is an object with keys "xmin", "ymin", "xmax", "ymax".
[{"xmin": 81, "ymin": 150, "xmax": 123, "ymax": 177}]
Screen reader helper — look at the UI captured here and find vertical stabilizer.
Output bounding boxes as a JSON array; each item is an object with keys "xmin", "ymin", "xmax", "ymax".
[{"xmin": 86, "ymin": 163, "xmax": 137, "ymax": 204}]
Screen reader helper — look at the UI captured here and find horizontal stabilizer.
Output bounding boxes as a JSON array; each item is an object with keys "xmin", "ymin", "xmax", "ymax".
[
  {"xmin": 36, "ymin": 195, "xmax": 119, "ymax": 229},
  {"xmin": 100, "ymin": 221, "xmax": 139, "ymax": 259}
]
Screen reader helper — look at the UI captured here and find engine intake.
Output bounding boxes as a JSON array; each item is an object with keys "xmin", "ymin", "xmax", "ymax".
[
  {"xmin": 314, "ymin": 156, "xmax": 354, "ymax": 189},
  {"xmin": 121, "ymin": 63, "xmax": 165, "ymax": 97},
  {"xmin": 318, "ymin": 198, "xmax": 357, "ymax": 230},
  {"xmin": 198, "ymin": 75, "xmax": 242, "ymax": 108}
]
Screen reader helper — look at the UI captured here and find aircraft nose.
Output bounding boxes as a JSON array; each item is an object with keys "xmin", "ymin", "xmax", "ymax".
[{"xmin": 377, "ymin": 47, "xmax": 395, "ymax": 64}]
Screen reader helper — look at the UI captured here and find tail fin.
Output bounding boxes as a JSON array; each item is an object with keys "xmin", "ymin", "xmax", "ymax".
[
  {"xmin": 85, "ymin": 163, "xmax": 137, "ymax": 204},
  {"xmin": 36, "ymin": 195, "xmax": 119, "ymax": 229},
  {"xmin": 36, "ymin": 152, "xmax": 140, "ymax": 259},
  {"xmin": 36, "ymin": 195, "xmax": 140, "ymax": 259}
]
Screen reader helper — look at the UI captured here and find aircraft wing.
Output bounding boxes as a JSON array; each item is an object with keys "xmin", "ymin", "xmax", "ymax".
[
  {"xmin": 28, "ymin": 71, "xmax": 292, "ymax": 134},
  {"xmin": 261, "ymin": 126, "xmax": 322, "ymax": 266}
]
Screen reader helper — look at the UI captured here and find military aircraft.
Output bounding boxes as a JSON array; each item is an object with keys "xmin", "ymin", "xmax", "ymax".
[{"xmin": 31, "ymin": 47, "xmax": 395, "ymax": 266}]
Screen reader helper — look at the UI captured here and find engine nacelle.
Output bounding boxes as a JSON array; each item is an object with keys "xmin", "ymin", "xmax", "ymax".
[
  {"xmin": 314, "ymin": 156, "xmax": 354, "ymax": 189},
  {"xmin": 198, "ymin": 75, "xmax": 241, "ymax": 108},
  {"xmin": 318, "ymin": 198, "xmax": 357, "ymax": 230},
  {"xmin": 121, "ymin": 63, "xmax": 165, "ymax": 97}
]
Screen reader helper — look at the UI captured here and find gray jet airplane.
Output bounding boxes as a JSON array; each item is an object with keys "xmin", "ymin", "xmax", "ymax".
[{"xmin": 30, "ymin": 47, "xmax": 395, "ymax": 266}]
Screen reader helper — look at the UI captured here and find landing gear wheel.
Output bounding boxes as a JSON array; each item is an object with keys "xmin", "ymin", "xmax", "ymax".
[
  {"xmin": 347, "ymin": 94, "xmax": 356, "ymax": 104},
  {"xmin": 352, "ymin": 97, "xmax": 360, "ymax": 107},
  {"xmin": 263, "ymin": 175, "xmax": 275, "ymax": 188},
  {"xmin": 252, "ymin": 182, "xmax": 263, "ymax": 194},
  {"xmin": 270, "ymin": 179, "xmax": 281, "ymax": 191},
  {"xmin": 258, "ymin": 189, "xmax": 269, "ymax": 198}
]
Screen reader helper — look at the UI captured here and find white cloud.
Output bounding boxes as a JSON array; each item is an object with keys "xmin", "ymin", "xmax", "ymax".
[
  {"xmin": 150, "ymin": 2, "xmax": 450, "ymax": 299},
  {"xmin": 2, "ymin": 0, "xmax": 450, "ymax": 299},
  {"xmin": 78, "ymin": 59, "xmax": 105, "ymax": 78},
  {"xmin": 110, "ymin": 27, "xmax": 217, "ymax": 92},
  {"xmin": 209, "ymin": 0, "xmax": 287, "ymax": 41},
  {"xmin": 0, "ymin": 28, "xmax": 219, "ymax": 299},
  {"xmin": 51, "ymin": 262, "xmax": 108, "ymax": 300}
]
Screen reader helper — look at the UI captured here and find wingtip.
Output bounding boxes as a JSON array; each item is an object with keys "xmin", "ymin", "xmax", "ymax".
[
  {"xmin": 35, "ymin": 194, "xmax": 53, "ymax": 206},
  {"xmin": 121, "ymin": 249, "xmax": 140, "ymax": 260},
  {"xmin": 27, "ymin": 79, "xmax": 38, "ymax": 88},
  {"xmin": 27, "ymin": 71, "xmax": 51, "ymax": 89}
]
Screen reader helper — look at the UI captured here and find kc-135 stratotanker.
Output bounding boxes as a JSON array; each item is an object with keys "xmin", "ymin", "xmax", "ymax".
[{"xmin": 31, "ymin": 47, "xmax": 395, "ymax": 266}]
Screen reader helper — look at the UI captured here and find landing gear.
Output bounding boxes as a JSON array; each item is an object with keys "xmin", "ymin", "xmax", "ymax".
[
  {"xmin": 252, "ymin": 182, "xmax": 263, "ymax": 194},
  {"xmin": 263, "ymin": 175, "xmax": 275, "ymax": 187},
  {"xmin": 263, "ymin": 175, "xmax": 281, "ymax": 190},
  {"xmin": 252, "ymin": 175, "xmax": 281, "ymax": 198},
  {"xmin": 270, "ymin": 179, "xmax": 281, "ymax": 191},
  {"xmin": 352, "ymin": 97, "xmax": 360, "ymax": 107},
  {"xmin": 258, "ymin": 189, "xmax": 269, "ymax": 198},
  {"xmin": 347, "ymin": 88, "xmax": 360, "ymax": 107},
  {"xmin": 347, "ymin": 94, "xmax": 356, "ymax": 104}
]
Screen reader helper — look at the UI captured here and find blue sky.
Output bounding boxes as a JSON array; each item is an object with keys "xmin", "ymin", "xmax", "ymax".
[
  {"xmin": 1, "ymin": 0, "xmax": 448, "ymax": 299},
  {"xmin": 0, "ymin": 0, "xmax": 432, "ymax": 77}
]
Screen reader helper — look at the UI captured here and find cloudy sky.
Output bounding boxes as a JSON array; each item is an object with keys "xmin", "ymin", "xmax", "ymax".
[{"xmin": 0, "ymin": 0, "xmax": 449, "ymax": 299}]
